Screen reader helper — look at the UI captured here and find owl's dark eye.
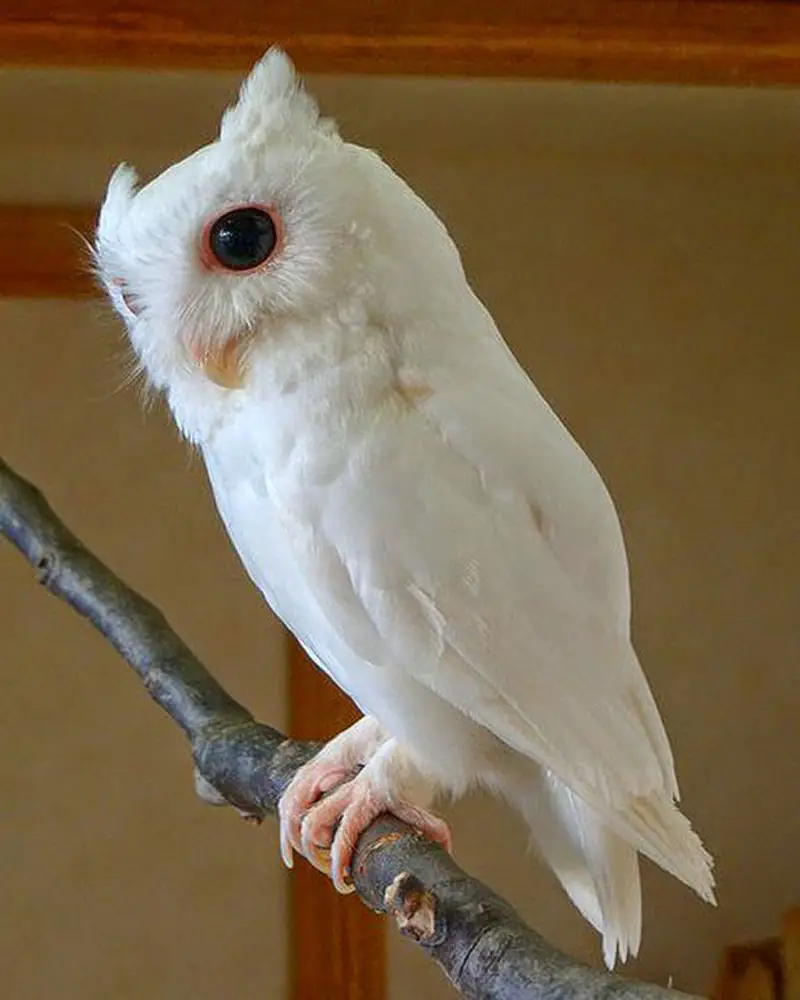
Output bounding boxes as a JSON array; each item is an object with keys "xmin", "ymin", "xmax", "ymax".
[{"xmin": 203, "ymin": 206, "xmax": 279, "ymax": 272}]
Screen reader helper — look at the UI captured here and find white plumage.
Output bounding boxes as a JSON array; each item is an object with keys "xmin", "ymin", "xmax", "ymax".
[{"xmin": 94, "ymin": 49, "xmax": 715, "ymax": 967}]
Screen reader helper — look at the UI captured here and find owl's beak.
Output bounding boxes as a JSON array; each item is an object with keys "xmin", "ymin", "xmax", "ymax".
[{"xmin": 185, "ymin": 334, "xmax": 249, "ymax": 389}]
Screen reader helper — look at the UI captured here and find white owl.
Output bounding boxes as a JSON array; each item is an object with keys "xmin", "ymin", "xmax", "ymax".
[{"xmin": 94, "ymin": 49, "xmax": 715, "ymax": 967}]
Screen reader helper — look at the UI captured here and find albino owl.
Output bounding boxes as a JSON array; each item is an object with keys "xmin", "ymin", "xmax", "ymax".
[{"xmin": 94, "ymin": 49, "xmax": 714, "ymax": 967}]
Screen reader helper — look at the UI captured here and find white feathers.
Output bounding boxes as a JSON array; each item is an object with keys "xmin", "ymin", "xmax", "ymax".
[
  {"xmin": 94, "ymin": 49, "xmax": 350, "ymax": 404},
  {"xmin": 493, "ymin": 761, "xmax": 643, "ymax": 966},
  {"xmin": 219, "ymin": 48, "xmax": 335, "ymax": 146},
  {"xmin": 94, "ymin": 48, "xmax": 715, "ymax": 968}
]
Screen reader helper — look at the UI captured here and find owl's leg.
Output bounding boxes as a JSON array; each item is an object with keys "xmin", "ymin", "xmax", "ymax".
[
  {"xmin": 298, "ymin": 738, "xmax": 452, "ymax": 893},
  {"xmin": 278, "ymin": 715, "xmax": 388, "ymax": 871}
]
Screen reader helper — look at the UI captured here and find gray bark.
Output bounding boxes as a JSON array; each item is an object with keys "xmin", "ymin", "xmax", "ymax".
[{"xmin": 0, "ymin": 455, "xmax": 702, "ymax": 1000}]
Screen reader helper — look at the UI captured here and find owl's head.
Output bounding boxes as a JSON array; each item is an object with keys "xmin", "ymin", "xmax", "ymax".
[{"xmin": 94, "ymin": 48, "xmax": 373, "ymax": 398}]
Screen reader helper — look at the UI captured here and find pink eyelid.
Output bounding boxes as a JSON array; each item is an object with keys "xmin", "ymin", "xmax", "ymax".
[{"xmin": 198, "ymin": 202, "xmax": 284, "ymax": 274}]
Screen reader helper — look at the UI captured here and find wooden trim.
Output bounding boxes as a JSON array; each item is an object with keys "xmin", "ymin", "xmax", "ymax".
[
  {"xmin": 288, "ymin": 638, "xmax": 385, "ymax": 1000},
  {"xmin": 4, "ymin": 1, "xmax": 800, "ymax": 85},
  {"xmin": 0, "ymin": 204, "xmax": 97, "ymax": 298}
]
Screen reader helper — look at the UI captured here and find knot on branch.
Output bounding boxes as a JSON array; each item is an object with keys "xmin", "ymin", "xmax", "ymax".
[
  {"xmin": 35, "ymin": 551, "xmax": 56, "ymax": 584},
  {"xmin": 385, "ymin": 871, "xmax": 440, "ymax": 944}
]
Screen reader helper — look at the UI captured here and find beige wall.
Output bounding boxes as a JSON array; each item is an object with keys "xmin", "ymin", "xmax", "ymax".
[
  {"xmin": 388, "ymin": 150, "xmax": 799, "ymax": 998},
  {"xmin": 1, "ymin": 299, "xmax": 290, "ymax": 999},
  {"xmin": 1, "ymin": 68, "xmax": 798, "ymax": 998}
]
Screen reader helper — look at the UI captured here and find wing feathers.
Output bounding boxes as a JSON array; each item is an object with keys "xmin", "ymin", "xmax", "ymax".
[{"xmin": 206, "ymin": 325, "xmax": 686, "ymax": 846}]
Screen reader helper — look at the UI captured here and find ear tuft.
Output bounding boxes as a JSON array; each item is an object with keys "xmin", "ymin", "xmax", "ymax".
[
  {"xmin": 219, "ymin": 46, "xmax": 333, "ymax": 145},
  {"xmin": 96, "ymin": 163, "xmax": 138, "ymax": 243}
]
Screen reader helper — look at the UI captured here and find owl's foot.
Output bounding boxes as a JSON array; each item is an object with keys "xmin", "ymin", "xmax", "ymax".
[
  {"xmin": 278, "ymin": 715, "xmax": 388, "ymax": 871},
  {"xmin": 297, "ymin": 740, "xmax": 452, "ymax": 893}
]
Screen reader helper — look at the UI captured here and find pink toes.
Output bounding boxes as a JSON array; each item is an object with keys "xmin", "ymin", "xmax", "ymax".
[
  {"xmin": 298, "ymin": 780, "xmax": 453, "ymax": 894},
  {"xmin": 393, "ymin": 804, "xmax": 453, "ymax": 855},
  {"xmin": 278, "ymin": 742, "xmax": 452, "ymax": 894},
  {"xmin": 301, "ymin": 780, "xmax": 371, "ymax": 892},
  {"xmin": 278, "ymin": 759, "xmax": 353, "ymax": 869}
]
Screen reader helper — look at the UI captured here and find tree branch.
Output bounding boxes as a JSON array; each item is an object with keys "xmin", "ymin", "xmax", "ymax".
[{"xmin": 0, "ymin": 455, "xmax": 700, "ymax": 1000}]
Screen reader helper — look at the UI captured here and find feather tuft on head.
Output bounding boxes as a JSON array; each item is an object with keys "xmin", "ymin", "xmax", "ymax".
[
  {"xmin": 219, "ymin": 47, "xmax": 335, "ymax": 146},
  {"xmin": 96, "ymin": 163, "xmax": 138, "ymax": 234}
]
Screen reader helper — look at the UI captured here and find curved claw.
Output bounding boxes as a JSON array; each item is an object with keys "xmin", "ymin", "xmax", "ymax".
[
  {"xmin": 278, "ymin": 761, "xmax": 353, "ymax": 870},
  {"xmin": 299, "ymin": 774, "xmax": 453, "ymax": 894},
  {"xmin": 277, "ymin": 718, "xmax": 389, "ymax": 872}
]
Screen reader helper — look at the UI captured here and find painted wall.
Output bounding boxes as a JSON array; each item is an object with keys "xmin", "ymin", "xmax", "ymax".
[{"xmin": 1, "ymin": 66, "xmax": 798, "ymax": 998}]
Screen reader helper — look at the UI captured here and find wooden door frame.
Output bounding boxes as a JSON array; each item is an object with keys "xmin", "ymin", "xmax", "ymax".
[
  {"xmin": 288, "ymin": 639, "xmax": 385, "ymax": 1000},
  {"xmin": 3, "ymin": 0, "xmax": 800, "ymax": 85}
]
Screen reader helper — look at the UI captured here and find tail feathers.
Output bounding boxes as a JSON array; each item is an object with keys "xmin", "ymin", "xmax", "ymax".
[
  {"xmin": 615, "ymin": 793, "xmax": 716, "ymax": 906},
  {"xmin": 495, "ymin": 765, "xmax": 643, "ymax": 968},
  {"xmin": 543, "ymin": 775, "xmax": 643, "ymax": 968},
  {"xmin": 592, "ymin": 827, "xmax": 642, "ymax": 968},
  {"xmin": 494, "ymin": 760, "xmax": 715, "ymax": 968}
]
